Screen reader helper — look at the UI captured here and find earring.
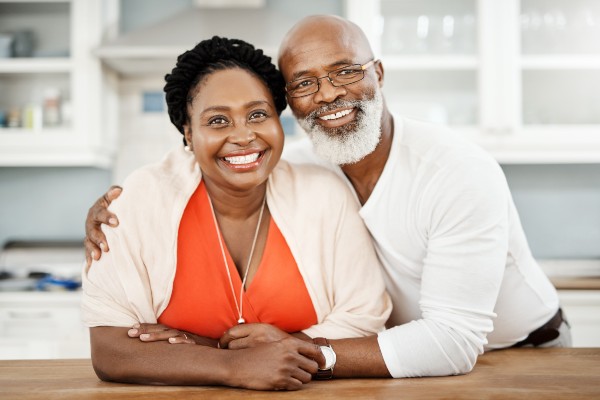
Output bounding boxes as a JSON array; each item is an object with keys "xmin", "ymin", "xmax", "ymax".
[{"xmin": 184, "ymin": 145, "xmax": 191, "ymax": 152}]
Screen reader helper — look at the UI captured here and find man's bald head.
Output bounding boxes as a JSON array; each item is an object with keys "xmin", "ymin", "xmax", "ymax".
[{"xmin": 278, "ymin": 15, "xmax": 374, "ymax": 75}]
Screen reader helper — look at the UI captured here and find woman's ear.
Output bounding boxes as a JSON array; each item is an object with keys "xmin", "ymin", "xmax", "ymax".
[{"xmin": 183, "ymin": 125, "xmax": 192, "ymax": 148}]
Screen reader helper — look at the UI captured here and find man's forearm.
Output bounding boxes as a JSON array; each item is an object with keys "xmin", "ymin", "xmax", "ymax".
[{"xmin": 330, "ymin": 335, "xmax": 391, "ymax": 378}]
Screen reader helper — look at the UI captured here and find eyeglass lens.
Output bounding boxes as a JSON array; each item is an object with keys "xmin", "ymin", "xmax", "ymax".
[{"xmin": 287, "ymin": 65, "xmax": 365, "ymax": 97}]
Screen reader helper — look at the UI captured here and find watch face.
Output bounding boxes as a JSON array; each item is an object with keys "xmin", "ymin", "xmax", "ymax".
[{"xmin": 320, "ymin": 346, "xmax": 336, "ymax": 369}]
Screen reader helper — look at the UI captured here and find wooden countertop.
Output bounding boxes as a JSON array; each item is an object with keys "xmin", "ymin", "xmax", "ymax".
[
  {"xmin": 1, "ymin": 348, "xmax": 599, "ymax": 399},
  {"xmin": 550, "ymin": 276, "xmax": 600, "ymax": 290}
]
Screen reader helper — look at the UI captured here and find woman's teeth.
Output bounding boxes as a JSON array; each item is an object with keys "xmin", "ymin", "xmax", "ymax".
[
  {"xmin": 224, "ymin": 153, "xmax": 260, "ymax": 165},
  {"xmin": 319, "ymin": 109, "xmax": 352, "ymax": 121}
]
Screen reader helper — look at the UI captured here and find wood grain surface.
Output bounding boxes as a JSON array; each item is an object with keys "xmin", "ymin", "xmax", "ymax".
[{"xmin": 1, "ymin": 348, "xmax": 599, "ymax": 399}]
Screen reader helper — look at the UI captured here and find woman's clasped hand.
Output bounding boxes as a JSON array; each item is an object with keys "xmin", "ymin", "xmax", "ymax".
[{"xmin": 127, "ymin": 322, "xmax": 295, "ymax": 349}]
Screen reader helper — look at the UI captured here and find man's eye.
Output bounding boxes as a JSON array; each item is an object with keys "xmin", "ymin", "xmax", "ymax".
[
  {"xmin": 292, "ymin": 79, "xmax": 316, "ymax": 90},
  {"xmin": 337, "ymin": 68, "xmax": 360, "ymax": 76}
]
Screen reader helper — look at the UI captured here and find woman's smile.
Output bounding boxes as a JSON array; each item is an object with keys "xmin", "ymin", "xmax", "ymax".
[{"xmin": 220, "ymin": 149, "xmax": 267, "ymax": 171}]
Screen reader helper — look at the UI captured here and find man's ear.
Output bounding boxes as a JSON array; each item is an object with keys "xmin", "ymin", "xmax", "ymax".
[{"xmin": 374, "ymin": 59, "xmax": 384, "ymax": 88}]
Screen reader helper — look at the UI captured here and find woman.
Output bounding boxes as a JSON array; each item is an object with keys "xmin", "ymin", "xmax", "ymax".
[{"xmin": 82, "ymin": 37, "xmax": 390, "ymax": 391}]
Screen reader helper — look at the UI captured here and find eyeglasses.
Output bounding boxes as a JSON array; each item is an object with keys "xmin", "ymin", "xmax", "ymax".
[{"xmin": 285, "ymin": 59, "xmax": 378, "ymax": 98}]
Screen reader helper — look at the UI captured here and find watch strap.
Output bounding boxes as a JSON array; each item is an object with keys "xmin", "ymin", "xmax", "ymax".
[{"xmin": 313, "ymin": 337, "xmax": 334, "ymax": 380}]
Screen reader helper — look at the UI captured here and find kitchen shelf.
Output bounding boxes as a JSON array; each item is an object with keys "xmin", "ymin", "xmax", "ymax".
[
  {"xmin": 457, "ymin": 126, "xmax": 600, "ymax": 164},
  {"xmin": 0, "ymin": 126, "xmax": 70, "ymax": 135},
  {"xmin": 380, "ymin": 55, "xmax": 479, "ymax": 70},
  {"xmin": 0, "ymin": 129, "xmax": 113, "ymax": 167},
  {"xmin": 520, "ymin": 55, "xmax": 600, "ymax": 69},
  {"xmin": 0, "ymin": 58, "xmax": 72, "ymax": 73}
]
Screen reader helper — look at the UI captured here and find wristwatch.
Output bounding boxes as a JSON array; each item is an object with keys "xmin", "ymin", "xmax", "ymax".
[{"xmin": 313, "ymin": 337, "xmax": 336, "ymax": 379}]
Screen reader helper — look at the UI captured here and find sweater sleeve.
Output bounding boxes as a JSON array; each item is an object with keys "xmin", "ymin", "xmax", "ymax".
[
  {"xmin": 81, "ymin": 167, "xmax": 177, "ymax": 328},
  {"xmin": 293, "ymin": 168, "xmax": 392, "ymax": 339},
  {"xmin": 267, "ymin": 162, "xmax": 391, "ymax": 339},
  {"xmin": 81, "ymin": 195, "xmax": 158, "ymax": 328},
  {"xmin": 377, "ymin": 155, "xmax": 509, "ymax": 377},
  {"xmin": 81, "ymin": 223, "xmax": 157, "ymax": 327}
]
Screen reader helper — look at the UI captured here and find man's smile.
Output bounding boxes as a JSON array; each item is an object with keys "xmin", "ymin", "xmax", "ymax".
[
  {"xmin": 319, "ymin": 108, "xmax": 352, "ymax": 121},
  {"xmin": 316, "ymin": 107, "xmax": 358, "ymax": 128}
]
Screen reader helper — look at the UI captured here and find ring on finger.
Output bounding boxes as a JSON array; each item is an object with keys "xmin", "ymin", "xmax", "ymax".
[{"xmin": 182, "ymin": 333, "xmax": 189, "ymax": 340}]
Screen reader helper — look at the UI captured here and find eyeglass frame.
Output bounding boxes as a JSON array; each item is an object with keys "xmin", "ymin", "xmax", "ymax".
[{"xmin": 284, "ymin": 59, "xmax": 379, "ymax": 98}]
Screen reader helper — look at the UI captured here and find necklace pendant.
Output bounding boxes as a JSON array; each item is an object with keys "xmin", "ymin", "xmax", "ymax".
[{"xmin": 237, "ymin": 317, "xmax": 245, "ymax": 324}]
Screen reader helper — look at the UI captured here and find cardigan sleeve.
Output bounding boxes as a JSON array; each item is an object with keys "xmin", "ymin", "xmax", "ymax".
[
  {"xmin": 81, "ymin": 197, "xmax": 159, "ymax": 328},
  {"xmin": 301, "ymin": 185, "xmax": 392, "ymax": 339},
  {"xmin": 81, "ymin": 167, "xmax": 179, "ymax": 328},
  {"xmin": 82, "ymin": 148, "xmax": 199, "ymax": 328},
  {"xmin": 268, "ymin": 162, "xmax": 391, "ymax": 340},
  {"xmin": 81, "ymin": 222, "xmax": 156, "ymax": 327},
  {"xmin": 80, "ymin": 175, "xmax": 164, "ymax": 328}
]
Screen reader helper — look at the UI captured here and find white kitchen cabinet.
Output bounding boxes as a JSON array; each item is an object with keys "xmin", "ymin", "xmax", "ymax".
[
  {"xmin": 346, "ymin": 0, "xmax": 600, "ymax": 163},
  {"xmin": 558, "ymin": 290, "xmax": 600, "ymax": 347},
  {"xmin": 0, "ymin": 291, "xmax": 89, "ymax": 359},
  {"xmin": 0, "ymin": 0, "xmax": 118, "ymax": 167}
]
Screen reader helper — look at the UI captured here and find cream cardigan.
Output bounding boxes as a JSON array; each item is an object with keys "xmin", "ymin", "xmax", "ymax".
[{"xmin": 81, "ymin": 146, "xmax": 391, "ymax": 339}]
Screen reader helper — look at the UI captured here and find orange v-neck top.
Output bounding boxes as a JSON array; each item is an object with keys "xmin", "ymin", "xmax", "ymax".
[{"xmin": 158, "ymin": 181, "xmax": 317, "ymax": 339}]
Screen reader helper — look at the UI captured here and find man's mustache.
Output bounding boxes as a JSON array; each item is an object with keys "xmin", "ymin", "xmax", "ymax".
[{"xmin": 303, "ymin": 99, "xmax": 362, "ymax": 125}]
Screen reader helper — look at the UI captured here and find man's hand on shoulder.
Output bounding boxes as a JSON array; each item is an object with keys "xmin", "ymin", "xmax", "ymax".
[{"xmin": 84, "ymin": 185, "xmax": 122, "ymax": 266}]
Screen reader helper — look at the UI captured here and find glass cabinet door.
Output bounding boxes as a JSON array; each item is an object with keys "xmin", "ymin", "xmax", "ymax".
[
  {"xmin": 348, "ymin": 0, "xmax": 600, "ymax": 162},
  {"xmin": 520, "ymin": 0, "xmax": 600, "ymax": 126},
  {"xmin": 377, "ymin": 0, "xmax": 479, "ymax": 127},
  {"xmin": 381, "ymin": 0, "xmax": 477, "ymax": 55}
]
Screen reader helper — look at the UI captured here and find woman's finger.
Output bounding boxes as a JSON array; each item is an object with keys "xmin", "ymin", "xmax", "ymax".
[
  {"xmin": 136, "ymin": 323, "xmax": 169, "ymax": 333},
  {"xmin": 168, "ymin": 333, "xmax": 196, "ymax": 344}
]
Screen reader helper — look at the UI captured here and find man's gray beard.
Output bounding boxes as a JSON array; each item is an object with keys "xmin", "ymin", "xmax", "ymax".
[{"xmin": 297, "ymin": 90, "xmax": 383, "ymax": 166}]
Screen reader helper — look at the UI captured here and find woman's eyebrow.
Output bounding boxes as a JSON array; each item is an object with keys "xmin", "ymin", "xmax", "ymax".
[
  {"xmin": 244, "ymin": 100, "xmax": 270, "ymax": 108},
  {"xmin": 200, "ymin": 100, "xmax": 270, "ymax": 115}
]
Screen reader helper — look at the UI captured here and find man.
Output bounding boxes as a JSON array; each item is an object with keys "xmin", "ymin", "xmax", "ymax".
[{"xmin": 85, "ymin": 15, "xmax": 570, "ymax": 379}]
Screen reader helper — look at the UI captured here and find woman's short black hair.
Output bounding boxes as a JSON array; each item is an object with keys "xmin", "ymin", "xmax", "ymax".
[{"xmin": 164, "ymin": 36, "xmax": 287, "ymax": 141}]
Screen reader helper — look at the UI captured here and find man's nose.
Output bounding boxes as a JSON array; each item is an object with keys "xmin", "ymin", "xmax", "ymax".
[{"xmin": 313, "ymin": 77, "xmax": 347, "ymax": 104}]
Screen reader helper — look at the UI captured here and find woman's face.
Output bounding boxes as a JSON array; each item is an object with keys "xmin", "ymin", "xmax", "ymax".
[{"xmin": 184, "ymin": 68, "xmax": 284, "ymax": 193}]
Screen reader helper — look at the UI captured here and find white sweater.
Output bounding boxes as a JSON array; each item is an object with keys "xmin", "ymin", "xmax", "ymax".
[
  {"xmin": 81, "ymin": 146, "xmax": 391, "ymax": 340},
  {"xmin": 283, "ymin": 116, "xmax": 559, "ymax": 377}
]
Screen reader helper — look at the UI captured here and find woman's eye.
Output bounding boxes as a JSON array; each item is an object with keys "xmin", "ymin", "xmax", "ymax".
[
  {"xmin": 207, "ymin": 117, "xmax": 229, "ymax": 126},
  {"xmin": 249, "ymin": 111, "xmax": 268, "ymax": 121}
]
